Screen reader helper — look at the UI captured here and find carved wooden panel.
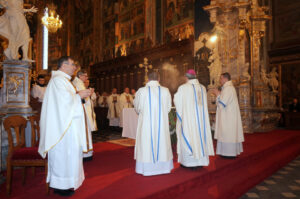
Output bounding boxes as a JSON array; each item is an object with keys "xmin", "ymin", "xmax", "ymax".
[{"xmin": 91, "ymin": 39, "xmax": 194, "ymax": 94}]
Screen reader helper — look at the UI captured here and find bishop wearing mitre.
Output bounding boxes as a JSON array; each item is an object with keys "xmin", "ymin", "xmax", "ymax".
[{"xmin": 174, "ymin": 69, "xmax": 214, "ymax": 169}]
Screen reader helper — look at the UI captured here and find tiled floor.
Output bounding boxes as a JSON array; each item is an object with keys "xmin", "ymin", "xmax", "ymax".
[{"xmin": 240, "ymin": 156, "xmax": 300, "ymax": 199}]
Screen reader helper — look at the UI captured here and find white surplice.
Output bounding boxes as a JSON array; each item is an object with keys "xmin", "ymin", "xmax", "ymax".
[
  {"xmin": 119, "ymin": 92, "xmax": 133, "ymax": 127},
  {"xmin": 134, "ymin": 81, "xmax": 173, "ymax": 176},
  {"xmin": 31, "ymin": 84, "xmax": 46, "ymax": 102},
  {"xmin": 38, "ymin": 70, "xmax": 87, "ymax": 190},
  {"xmin": 107, "ymin": 94, "xmax": 120, "ymax": 126},
  {"xmin": 174, "ymin": 79, "xmax": 214, "ymax": 167},
  {"xmin": 72, "ymin": 77, "xmax": 96, "ymax": 158},
  {"xmin": 214, "ymin": 80, "xmax": 244, "ymax": 156}
]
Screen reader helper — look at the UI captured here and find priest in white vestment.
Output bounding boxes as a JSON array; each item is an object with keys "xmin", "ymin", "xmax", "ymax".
[
  {"xmin": 38, "ymin": 56, "xmax": 92, "ymax": 196},
  {"xmin": 134, "ymin": 72, "xmax": 173, "ymax": 176},
  {"xmin": 98, "ymin": 92, "xmax": 109, "ymax": 107},
  {"xmin": 174, "ymin": 69, "xmax": 214, "ymax": 169},
  {"xmin": 107, "ymin": 88, "xmax": 120, "ymax": 128},
  {"xmin": 212, "ymin": 72, "xmax": 244, "ymax": 158},
  {"xmin": 31, "ymin": 75, "xmax": 46, "ymax": 102},
  {"xmin": 119, "ymin": 87, "xmax": 133, "ymax": 127},
  {"xmin": 73, "ymin": 70, "xmax": 97, "ymax": 161}
]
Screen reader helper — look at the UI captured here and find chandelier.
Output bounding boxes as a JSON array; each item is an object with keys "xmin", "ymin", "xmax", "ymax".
[{"xmin": 41, "ymin": 7, "xmax": 62, "ymax": 33}]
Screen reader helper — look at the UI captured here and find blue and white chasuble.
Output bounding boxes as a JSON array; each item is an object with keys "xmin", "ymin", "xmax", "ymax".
[
  {"xmin": 174, "ymin": 79, "xmax": 215, "ymax": 167},
  {"xmin": 134, "ymin": 81, "xmax": 173, "ymax": 176}
]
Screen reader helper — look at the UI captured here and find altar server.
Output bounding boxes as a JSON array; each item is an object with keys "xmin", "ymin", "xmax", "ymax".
[
  {"xmin": 212, "ymin": 72, "xmax": 244, "ymax": 158},
  {"xmin": 107, "ymin": 88, "xmax": 120, "ymax": 127},
  {"xmin": 119, "ymin": 87, "xmax": 133, "ymax": 127},
  {"xmin": 174, "ymin": 69, "xmax": 214, "ymax": 169},
  {"xmin": 39, "ymin": 56, "xmax": 92, "ymax": 196},
  {"xmin": 31, "ymin": 75, "xmax": 47, "ymax": 102},
  {"xmin": 134, "ymin": 72, "xmax": 173, "ymax": 176},
  {"xmin": 73, "ymin": 70, "xmax": 97, "ymax": 161}
]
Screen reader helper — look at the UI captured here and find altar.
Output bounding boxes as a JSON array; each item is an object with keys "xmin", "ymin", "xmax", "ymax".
[{"xmin": 121, "ymin": 108, "xmax": 139, "ymax": 139}]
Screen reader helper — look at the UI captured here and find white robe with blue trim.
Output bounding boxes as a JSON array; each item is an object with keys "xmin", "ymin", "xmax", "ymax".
[
  {"xmin": 214, "ymin": 80, "xmax": 244, "ymax": 156},
  {"xmin": 134, "ymin": 81, "xmax": 173, "ymax": 176},
  {"xmin": 174, "ymin": 79, "xmax": 215, "ymax": 167}
]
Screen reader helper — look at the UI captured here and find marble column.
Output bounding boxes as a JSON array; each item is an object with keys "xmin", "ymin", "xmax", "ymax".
[{"xmin": 0, "ymin": 113, "xmax": 5, "ymax": 184}]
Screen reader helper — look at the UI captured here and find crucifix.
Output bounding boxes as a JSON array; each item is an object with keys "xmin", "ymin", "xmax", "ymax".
[{"xmin": 139, "ymin": 57, "xmax": 152, "ymax": 84}]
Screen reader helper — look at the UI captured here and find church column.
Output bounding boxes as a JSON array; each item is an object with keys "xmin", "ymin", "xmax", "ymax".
[
  {"xmin": 237, "ymin": 1, "xmax": 253, "ymax": 133},
  {"xmin": 111, "ymin": 75, "xmax": 116, "ymax": 91},
  {"xmin": 35, "ymin": 0, "xmax": 45, "ymax": 72},
  {"xmin": 105, "ymin": 76, "xmax": 110, "ymax": 93},
  {"xmin": 100, "ymin": 77, "xmax": 105, "ymax": 93},
  {"xmin": 129, "ymin": 71, "xmax": 134, "ymax": 90},
  {"xmin": 116, "ymin": 74, "xmax": 121, "ymax": 91},
  {"xmin": 249, "ymin": 1, "xmax": 280, "ymax": 132},
  {"xmin": 122, "ymin": 73, "xmax": 127, "ymax": 89},
  {"xmin": 145, "ymin": 0, "xmax": 155, "ymax": 45},
  {"xmin": 66, "ymin": 0, "xmax": 74, "ymax": 56},
  {"xmin": 93, "ymin": 0, "xmax": 103, "ymax": 62},
  {"xmin": 249, "ymin": 1, "xmax": 271, "ymax": 108}
]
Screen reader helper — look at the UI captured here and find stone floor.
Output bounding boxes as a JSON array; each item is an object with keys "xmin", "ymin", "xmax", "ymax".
[
  {"xmin": 92, "ymin": 128, "xmax": 123, "ymax": 143},
  {"xmin": 240, "ymin": 155, "xmax": 300, "ymax": 199}
]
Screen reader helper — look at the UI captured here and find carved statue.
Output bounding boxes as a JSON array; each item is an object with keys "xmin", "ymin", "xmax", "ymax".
[
  {"xmin": 121, "ymin": 44, "xmax": 127, "ymax": 56},
  {"xmin": 8, "ymin": 75, "xmax": 22, "ymax": 95},
  {"xmin": 0, "ymin": 0, "xmax": 37, "ymax": 61},
  {"xmin": 269, "ymin": 67, "xmax": 279, "ymax": 92},
  {"xmin": 261, "ymin": 68, "xmax": 268, "ymax": 84},
  {"xmin": 241, "ymin": 62, "xmax": 251, "ymax": 82},
  {"xmin": 184, "ymin": 24, "xmax": 193, "ymax": 39},
  {"xmin": 208, "ymin": 47, "xmax": 222, "ymax": 87},
  {"xmin": 213, "ymin": 20, "xmax": 226, "ymax": 37},
  {"xmin": 261, "ymin": 67, "xmax": 279, "ymax": 92}
]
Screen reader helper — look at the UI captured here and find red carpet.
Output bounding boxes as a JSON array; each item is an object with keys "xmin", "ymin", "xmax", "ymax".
[{"xmin": 1, "ymin": 130, "xmax": 300, "ymax": 199}]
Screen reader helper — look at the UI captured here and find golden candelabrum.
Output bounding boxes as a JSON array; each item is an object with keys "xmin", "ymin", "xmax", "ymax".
[
  {"xmin": 30, "ymin": 70, "xmax": 38, "ymax": 82},
  {"xmin": 139, "ymin": 57, "xmax": 152, "ymax": 84},
  {"xmin": 41, "ymin": 7, "xmax": 62, "ymax": 33}
]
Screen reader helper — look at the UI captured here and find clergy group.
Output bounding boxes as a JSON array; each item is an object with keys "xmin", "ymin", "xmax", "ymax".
[{"xmin": 38, "ymin": 55, "xmax": 244, "ymax": 196}]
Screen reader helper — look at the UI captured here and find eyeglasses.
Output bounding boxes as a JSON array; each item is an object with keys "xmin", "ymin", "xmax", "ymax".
[{"xmin": 63, "ymin": 62, "xmax": 75, "ymax": 67}]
